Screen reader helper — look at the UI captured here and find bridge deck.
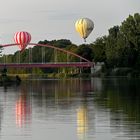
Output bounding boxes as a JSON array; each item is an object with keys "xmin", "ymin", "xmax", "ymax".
[{"xmin": 0, "ymin": 62, "xmax": 94, "ymax": 68}]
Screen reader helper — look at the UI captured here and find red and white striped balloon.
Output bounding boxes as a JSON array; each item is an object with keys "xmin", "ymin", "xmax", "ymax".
[{"xmin": 14, "ymin": 31, "xmax": 31, "ymax": 51}]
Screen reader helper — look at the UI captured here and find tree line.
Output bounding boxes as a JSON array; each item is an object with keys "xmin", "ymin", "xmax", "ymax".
[
  {"xmin": 0, "ymin": 13, "xmax": 140, "ymax": 76},
  {"xmin": 92, "ymin": 13, "xmax": 140, "ymax": 76}
]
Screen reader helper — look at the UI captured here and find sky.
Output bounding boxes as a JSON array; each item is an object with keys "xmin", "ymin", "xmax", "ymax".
[{"xmin": 0, "ymin": 0, "xmax": 140, "ymax": 54}]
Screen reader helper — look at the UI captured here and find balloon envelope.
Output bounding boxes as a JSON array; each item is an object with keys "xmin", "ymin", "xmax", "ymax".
[
  {"xmin": 14, "ymin": 31, "xmax": 31, "ymax": 51},
  {"xmin": 75, "ymin": 18, "xmax": 94, "ymax": 42}
]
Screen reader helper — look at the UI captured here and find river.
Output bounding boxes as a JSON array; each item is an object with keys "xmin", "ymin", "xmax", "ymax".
[{"xmin": 0, "ymin": 78, "xmax": 140, "ymax": 140}]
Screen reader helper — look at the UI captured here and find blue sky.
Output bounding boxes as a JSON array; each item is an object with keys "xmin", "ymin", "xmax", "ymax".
[{"xmin": 0, "ymin": 0, "xmax": 140, "ymax": 54}]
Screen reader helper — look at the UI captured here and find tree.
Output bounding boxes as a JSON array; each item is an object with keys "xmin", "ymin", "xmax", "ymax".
[
  {"xmin": 120, "ymin": 13, "xmax": 140, "ymax": 50},
  {"xmin": 105, "ymin": 26, "xmax": 120, "ymax": 67},
  {"xmin": 92, "ymin": 36, "xmax": 107, "ymax": 62},
  {"xmin": 120, "ymin": 13, "xmax": 140, "ymax": 68},
  {"xmin": 76, "ymin": 44, "xmax": 94, "ymax": 61}
]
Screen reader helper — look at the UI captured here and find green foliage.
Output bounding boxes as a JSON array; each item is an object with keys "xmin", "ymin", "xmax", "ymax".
[
  {"xmin": 91, "ymin": 36, "xmax": 107, "ymax": 62},
  {"xmin": 120, "ymin": 13, "xmax": 140, "ymax": 49},
  {"xmin": 92, "ymin": 13, "xmax": 140, "ymax": 75},
  {"xmin": 52, "ymin": 39, "xmax": 72, "ymax": 48},
  {"xmin": 76, "ymin": 44, "xmax": 94, "ymax": 61},
  {"xmin": 105, "ymin": 26, "xmax": 120, "ymax": 67}
]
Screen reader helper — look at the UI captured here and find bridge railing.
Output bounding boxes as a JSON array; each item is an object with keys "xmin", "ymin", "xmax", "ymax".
[{"xmin": 0, "ymin": 62, "xmax": 94, "ymax": 68}]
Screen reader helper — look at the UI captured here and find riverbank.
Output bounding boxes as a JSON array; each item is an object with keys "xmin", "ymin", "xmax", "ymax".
[
  {"xmin": 5, "ymin": 68, "xmax": 140, "ymax": 80},
  {"xmin": 7, "ymin": 73, "xmax": 93, "ymax": 79},
  {"xmin": 0, "ymin": 75, "xmax": 21, "ymax": 85}
]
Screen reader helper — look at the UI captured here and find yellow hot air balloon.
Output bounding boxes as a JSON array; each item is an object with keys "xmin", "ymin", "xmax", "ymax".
[{"xmin": 75, "ymin": 18, "xmax": 94, "ymax": 42}]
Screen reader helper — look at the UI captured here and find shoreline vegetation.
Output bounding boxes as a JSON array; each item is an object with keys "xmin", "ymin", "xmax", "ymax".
[
  {"xmin": 0, "ymin": 13, "xmax": 140, "ymax": 80},
  {"xmin": 2, "ymin": 68, "xmax": 138, "ymax": 80},
  {"xmin": 0, "ymin": 66, "xmax": 138, "ymax": 85},
  {"xmin": 0, "ymin": 68, "xmax": 21, "ymax": 85}
]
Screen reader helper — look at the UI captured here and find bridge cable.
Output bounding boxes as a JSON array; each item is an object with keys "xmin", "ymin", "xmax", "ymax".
[
  {"xmin": 3, "ymin": 55, "xmax": 6, "ymax": 64},
  {"xmin": 41, "ymin": 47, "xmax": 45, "ymax": 63},
  {"xmin": 29, "ymin": 47, "xmax": 32, "ymax": 63},
  {"xmin": 17, "ymin": 52, "xmax": 20, "ymax": 64},
  {"xmin": 54, "ymin": 49, "xmax": 58, "ymax": 64}
]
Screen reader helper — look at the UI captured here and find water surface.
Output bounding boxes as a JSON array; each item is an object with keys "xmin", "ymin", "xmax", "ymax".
[{"xmin": 0, "ymin": 78, "xmax": 140, "ymax": 140}]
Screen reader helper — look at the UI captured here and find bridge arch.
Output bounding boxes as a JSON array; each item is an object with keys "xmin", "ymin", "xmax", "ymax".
[{"xmin": 2, "ymin": 43, "xmax": 93, "ymax": 65}]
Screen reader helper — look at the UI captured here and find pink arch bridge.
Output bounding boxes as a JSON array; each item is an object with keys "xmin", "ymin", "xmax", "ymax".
[{"xmin": 1, "ymin": 43, "xmax": 94, "ymax": 71}]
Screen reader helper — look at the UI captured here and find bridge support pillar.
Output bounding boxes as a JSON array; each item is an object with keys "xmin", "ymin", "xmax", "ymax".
[
  {"xmin": 79, "ymin": 68, "xmax": 82, "ymax": 74},
  {"xmin": 90, "ymin": 66, "xmax": 94, "ymax": 75}
]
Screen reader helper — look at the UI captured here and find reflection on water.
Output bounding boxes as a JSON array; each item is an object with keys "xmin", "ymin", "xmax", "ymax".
[
  {"xmin": 77, "ymin": 105, "xmax": 88, "ymax": 140},
  {"xmin": 0, "ymin": 78, "xmax": 140, "ymax": 140},
  {"xmin": 15, "ymin": 89, "xmax": 31, "ymax": 127}
]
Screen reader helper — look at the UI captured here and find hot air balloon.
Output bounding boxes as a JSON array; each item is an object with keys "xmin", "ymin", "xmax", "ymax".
[
  {"xmin": 14, "ymin": 31, "xmax": 31, "ymax": 51},
  {"xmin": 75, "ymin": 18, "xmax": 94, "ymax": 42}
]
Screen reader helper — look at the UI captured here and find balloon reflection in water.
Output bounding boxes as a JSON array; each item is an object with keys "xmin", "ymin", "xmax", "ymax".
[
  {"xmin": 77, "ymin": 106, "xmax": 88, "ymax": 139},
  {"xmin": 15, "ymin": 90, "xmax": 31, "ymax": 127}
]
